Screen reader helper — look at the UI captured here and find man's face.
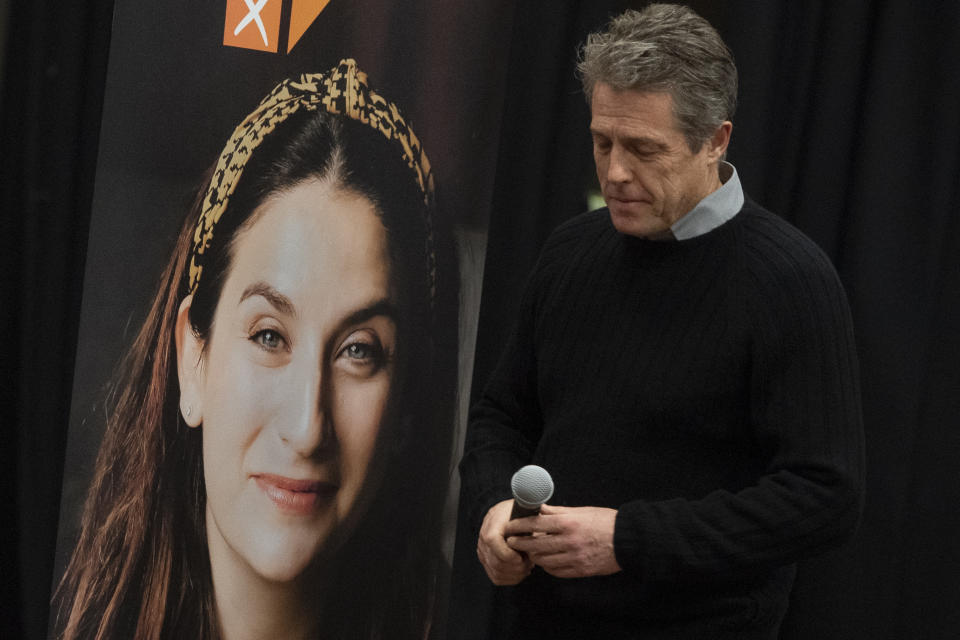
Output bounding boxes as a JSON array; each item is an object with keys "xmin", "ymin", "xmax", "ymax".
[{"xmin": 590, "ymin": 83, "xmax": 730, "ymax": 238}]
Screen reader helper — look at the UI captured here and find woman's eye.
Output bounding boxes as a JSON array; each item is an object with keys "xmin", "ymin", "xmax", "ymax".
[
  {"xmin": 338, "ymin": 332, "xmax": 390, "ymax": 373},
  {"xmin": 343, "ymin": 340, "xmax": 383, "ymax": 362},
  {"xmin": 251, "ymin": 329, "xmax": 285, "ymax": 351}
]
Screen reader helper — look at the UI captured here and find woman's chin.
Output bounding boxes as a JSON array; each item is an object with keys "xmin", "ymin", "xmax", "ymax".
[
  {"xmin": 247, "ymin": 543, "xmax": 324, "ymax": 584},
  {"xmin": 238, "ymin": 527, "xmax": 331, "ymax": 584}
]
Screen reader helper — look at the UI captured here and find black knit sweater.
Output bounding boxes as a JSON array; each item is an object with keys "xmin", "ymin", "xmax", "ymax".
[{"xmin": 458, "ymin": 200, "xmax": 864, "ymax": 639}]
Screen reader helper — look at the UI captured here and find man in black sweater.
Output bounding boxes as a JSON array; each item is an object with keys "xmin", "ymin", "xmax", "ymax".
[{"xmin": 457, "ymin": 4, "xmax": 864, "ymax": 639}]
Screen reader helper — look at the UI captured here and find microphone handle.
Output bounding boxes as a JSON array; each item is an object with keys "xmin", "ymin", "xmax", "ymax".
[{"xmin": 509, "ymin": 501, "xmax": 541, "ymax": 520}]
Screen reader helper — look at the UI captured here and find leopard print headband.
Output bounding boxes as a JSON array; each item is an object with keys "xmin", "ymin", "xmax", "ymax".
[{"xmin": 187, "ymin": 58, "xmax": 436, "ymax": 300}]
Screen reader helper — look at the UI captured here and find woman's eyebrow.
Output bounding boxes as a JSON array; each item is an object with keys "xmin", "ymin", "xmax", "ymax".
[
  {"xmin": 339, "ymin": 299, "xmax": 398, "ymax": 328},
  {"xmin": 239, "ymin": 281, "xmax": 297, "ymax": 317}
]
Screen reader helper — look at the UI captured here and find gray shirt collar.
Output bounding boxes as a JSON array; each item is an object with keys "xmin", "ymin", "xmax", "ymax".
[{"xmin": 669, "ymin": 162, "xmax": 744, "ymax": 241}]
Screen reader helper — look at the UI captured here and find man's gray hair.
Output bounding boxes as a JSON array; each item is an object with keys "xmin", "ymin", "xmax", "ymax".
[{"xmin": 577, "ymin": 4, "xmax": 737, "ymax": 151}]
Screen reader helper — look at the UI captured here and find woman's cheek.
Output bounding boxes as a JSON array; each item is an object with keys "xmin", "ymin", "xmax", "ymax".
[
  {"xmin": 335, "ymin": 375, "xmax": 390, "ymax": 482},
  {"xmin": 206, "ymin": 347, "xmax": 278, "ymax": 452}
]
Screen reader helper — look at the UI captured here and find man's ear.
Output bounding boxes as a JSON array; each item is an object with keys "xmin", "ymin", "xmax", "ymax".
[
  {"xmin": 707, "ymin": 120, "xmax": 733, "ymax": 162},
  {"xmin": 175, "ymin": 295, "xmax": 204, "ymax": 427}
]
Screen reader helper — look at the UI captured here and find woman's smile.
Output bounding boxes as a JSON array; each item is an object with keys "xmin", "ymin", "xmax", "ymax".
[{"xmin": 253, "ymin": 473, "xmax": 339, "ymax": 516}]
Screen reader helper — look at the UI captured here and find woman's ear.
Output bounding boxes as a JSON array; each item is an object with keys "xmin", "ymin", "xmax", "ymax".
[{"xmin": 175, "ymin": 295, "xmax": 204, "ymax": 427}]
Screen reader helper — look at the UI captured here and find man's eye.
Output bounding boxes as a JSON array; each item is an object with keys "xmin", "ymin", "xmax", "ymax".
[
  {"xmin": 630, "ymin": 144, "xmax": 658, "ymax": 158},
  {"xmin": 251, "ymin": 329, "xmax": 285, "ymax": 351}
]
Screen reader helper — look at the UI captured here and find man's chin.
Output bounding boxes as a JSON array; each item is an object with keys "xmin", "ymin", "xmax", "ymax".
[{"xmin": 608, "ymin": 204, "xmax": 669, "ymax": 239}]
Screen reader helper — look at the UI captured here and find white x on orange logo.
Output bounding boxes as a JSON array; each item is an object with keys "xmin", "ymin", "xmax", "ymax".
[{"xmin": 234, "ymin": 0, "xmax": 270, "ymax": 47}]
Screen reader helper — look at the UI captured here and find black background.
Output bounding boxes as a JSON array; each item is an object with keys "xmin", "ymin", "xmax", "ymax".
[{"xmin": 3, "ymin": 1, "xmax": 959, "ymax": 639}]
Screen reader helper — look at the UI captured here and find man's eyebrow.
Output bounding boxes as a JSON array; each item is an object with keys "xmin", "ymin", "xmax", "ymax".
[
  {"xmin": 589, "ymin": 128, "xmax": 669, "ymax": 152},
  {"xmin": 239, "ymin": 281, "xmax": 297, "ymax": 317},
  {"xmin": 589, "ymin": 127, "xmax": 612, "ymax": 139},
  {"xmin": 623, "ymin": 135, "xmax": 669, "ymax": 152}
]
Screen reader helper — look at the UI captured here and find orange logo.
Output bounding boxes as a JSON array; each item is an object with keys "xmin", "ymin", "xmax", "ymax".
[{"xmin": 224, "ymin": 0, "xmax": 330, "ymax": 54}]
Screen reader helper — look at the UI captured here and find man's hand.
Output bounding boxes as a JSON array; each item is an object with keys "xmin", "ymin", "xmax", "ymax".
[
  {"xmin": 477, "ymin": 499, "xmax": 534, "ymax": 585},
  {"xmin": 504, "ymin": 504, "xmax": 622, "ymax": 579}
]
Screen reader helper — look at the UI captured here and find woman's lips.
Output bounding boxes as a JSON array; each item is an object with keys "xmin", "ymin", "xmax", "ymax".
[{"xmin": 254, "ymin": 473, "xmax": 337, "ymax": 515}]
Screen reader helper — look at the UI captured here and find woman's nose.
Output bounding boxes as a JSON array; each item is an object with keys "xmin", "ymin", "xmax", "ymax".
[{"xmin": 277, "ymin": 362, "xmax": 333, "ymax": 457}]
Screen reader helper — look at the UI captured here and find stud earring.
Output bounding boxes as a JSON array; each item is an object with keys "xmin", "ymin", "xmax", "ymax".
[{"xmin": 185, "ymin": 406, "xmax": 192, "ymax": 418}]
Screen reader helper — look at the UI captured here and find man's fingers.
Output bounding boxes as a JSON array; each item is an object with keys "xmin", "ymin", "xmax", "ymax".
[
  {"xmin": 501, "ymin": 514, "xmax": 538, "ymax": 538},
  {"xmin": 481, "ymin": 503, "xmax": 620, "ymax": 582},
  {"xmin": 483, "ymin": 530, "xmax": 519, "ymax": 562},
  {"xmin": 506, "ymin": 532, "xmax": 565, "ymax": 554},
  {"xmin": 503, "ymin": 513, "xmax": 567, "ymax": 537},
  {"xmin": 477, "ymin": 549, "xmax": 533, "ymax": 574},
  {"xmin": 540, "ymin": 563, "xmax": 579, "ymax": 579},
  {"xmin": 478, "ymin": 542, "xmax": 532, "ymax": 585},
  {"xmin": 536, "ymin": 503, "xmax": 566, "ymax": 516},
  {"xmin": 476, "ymin": 499, "xmax": 539, "ymax": 586},
  {"xmin": 479, "ymin": 554, "xmax": 521, "ymax": 584},
  {"xmin": 525, "ymin": 549, "xmax": 582, "ymax": 577}
]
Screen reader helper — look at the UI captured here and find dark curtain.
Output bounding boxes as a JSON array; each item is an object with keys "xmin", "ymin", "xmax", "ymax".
[
  {"xmin": 4, "ymin": 1, "xmax": 959, "ymax": 639},
  {"xmin": 456, "ymin": 1, "xmax": 960, "ymax": 639},
  {"xmin": 1, "ymin": 1, "xmax": 113, "ymax": 639}
]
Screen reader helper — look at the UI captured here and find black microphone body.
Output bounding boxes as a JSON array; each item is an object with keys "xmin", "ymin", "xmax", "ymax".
[{"xmin": 509, "ymin": 501, "xmax": 543, "ymax": 520}]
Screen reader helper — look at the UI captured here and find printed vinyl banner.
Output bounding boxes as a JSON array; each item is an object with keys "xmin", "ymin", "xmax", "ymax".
[{"xmin": 51, "ymin": 1, "xmax": 512, "ymax": 637}]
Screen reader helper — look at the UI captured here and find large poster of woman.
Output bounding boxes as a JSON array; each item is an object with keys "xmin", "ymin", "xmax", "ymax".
[{"xmin": 50, "ymin": 2, "xmax": 512, "ymax": 638}]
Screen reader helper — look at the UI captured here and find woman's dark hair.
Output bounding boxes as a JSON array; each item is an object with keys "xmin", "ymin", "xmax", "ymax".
[{"xmin": 54, "ymin": 86, "xmax": 458, "ymax": 640}]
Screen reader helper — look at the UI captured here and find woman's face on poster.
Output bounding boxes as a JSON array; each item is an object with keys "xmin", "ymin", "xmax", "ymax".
[{"xmin": 177, "ymin": 178, "xmax": 397, "ymax": 583}]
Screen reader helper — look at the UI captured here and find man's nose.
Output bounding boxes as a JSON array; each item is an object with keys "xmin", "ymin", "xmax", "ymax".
[{"xmin": 605, "ymin": 145, "xmax": 632, "ymax": 184}]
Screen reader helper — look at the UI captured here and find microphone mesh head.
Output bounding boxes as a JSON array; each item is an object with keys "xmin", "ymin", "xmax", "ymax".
[{"xmin": 511, "ymin": 465, "xmax": 554, "ymax": 509}]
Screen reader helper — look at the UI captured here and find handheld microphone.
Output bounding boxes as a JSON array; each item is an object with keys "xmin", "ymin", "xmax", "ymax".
[{"xmin": 509, "ymin": 465, "xmax": 554, "ymax": 519}]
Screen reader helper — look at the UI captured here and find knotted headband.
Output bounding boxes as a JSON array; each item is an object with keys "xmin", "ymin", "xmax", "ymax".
[{"xmin": 187, "ymin": 58, "xmax": 436, "ymax": 300}]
